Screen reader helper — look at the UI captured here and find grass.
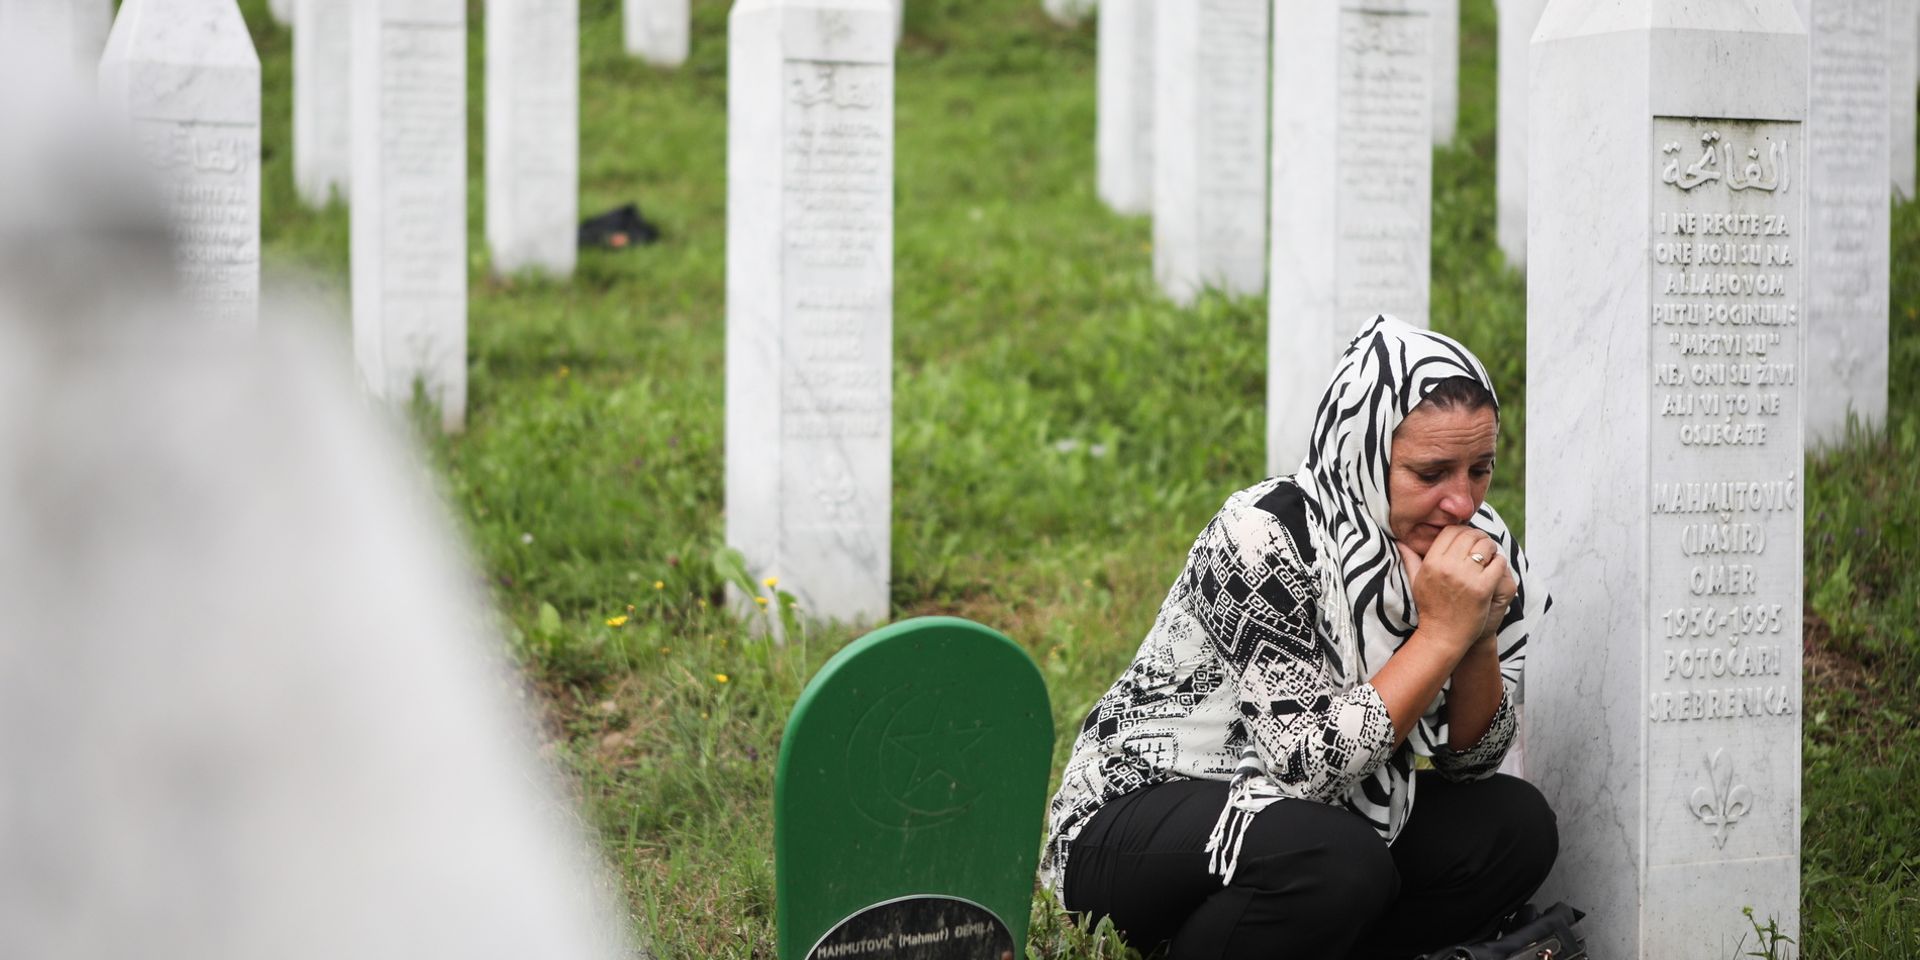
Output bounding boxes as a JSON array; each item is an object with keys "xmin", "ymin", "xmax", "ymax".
[{"xmin": 237, "ymin": 0, "xmax": 1920, "ymax": 956}]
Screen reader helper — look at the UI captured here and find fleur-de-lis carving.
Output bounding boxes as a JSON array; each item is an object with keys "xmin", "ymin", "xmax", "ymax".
[{"xmin": 1689, "ymin": 748, "xmax": 1753, "ymax": 848}]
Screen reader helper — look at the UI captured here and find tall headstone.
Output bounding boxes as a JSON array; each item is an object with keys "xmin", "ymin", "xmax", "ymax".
[
  {"xmin": 1801, "ymin": 0, "xmax": 1891, "ymax": 443},
  {"xmin": 1495, "ymin": 0, "xmax": 1547, "ymax": 269},
  {"xmin": 486, "ymin": 0, "xmax": 579, "ymax": 276},
  {"xmin": 1043, "ymin": 0, "xmax": 1092, "ymax": 26},
  {"xmin": 0, "ymin": 0, "xmax": 113, "ymax": 76},
  {"xmin": 1432, "ymin": 0, "xmax": 1458, "ymax": 145},
  {"xmin": 1526, "ymin": 3, "xmax": 1805, "ymax": 957},
  {"xmin": 726, "ymin": 0, "xmax": 893, "ymax": 627},
  {"xmin": 1266, "ymin": 0, "xmax": 1434, "ymax": 473},
  {"xmin": 775, "ymin": 618, "xmax": 1053, "ymax": 960},
  {"xmin": 269, "ymin": 0, "xmax": 292, "ymax": 23},
  {"xmin": 1891, "ymin": 0, "xmax": 1918, "ymax": 198},
  {"xmin": 624, "ymin": 0, "xmax": 689, "ymax": 68},
  {"xmin": 98, "ymin": 0, "xmax": 261, "ymax": 331},
  {"xmin": 295, "ymin": 0, "xmax": 352, "ymax": 207},
  {"xmin": 1153, "ymin": 0, "xmax": 1270, "ymax": 305},
  {"xmin": 1096, "ymin": 0, "xmax": 1154, "ymax": 215},
  {"xmin": 351, "ymin": 0, "xmax": 467, "ymax": 433}
]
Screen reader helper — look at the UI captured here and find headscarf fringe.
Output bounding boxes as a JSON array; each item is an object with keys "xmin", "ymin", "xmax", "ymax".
[{"xmin": 1204, "ymin": 747, "xmax": 1287, "ymax": 885}]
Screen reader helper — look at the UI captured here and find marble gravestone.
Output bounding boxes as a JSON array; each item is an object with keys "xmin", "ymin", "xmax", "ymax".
[
  {"xmin": 1267, "ymin": 0, "xmax": 1434, "ymax": 474},
  {"xmin": 98, "ymin": 0, "xmax": 261, "ymax": 331},
  {"xmin": 295, "ymin": 0, "xmax": 352, "ymax": 207},
  {"xmin": 726, "ymin": 0, "xmax": 893, "ymax": 628},
  {"xmin": 351, "ymin": 0, "xmax": 467, "ymax": 433},
  {"xmin": 625, "ymin": 0, "xmax": 689, "ymax": 67},
  {"xmin": 1495, "ymin": 0, "xmax": 1546, "ymax": 269},
  {"xmin": 1800, "ymin": 0, "xmax": 1891, "ymax": 445},
  {"xmin": 1153, "ymin": 0, "xmax": 1270, "ymax": 306},
  {"xmin": 269, "ymin": 0, "xmax": 291, "ymax": 24},
  {"xmin": 1042, "ymin": 0, "xmax": 1092, "ymax": 26},
  {"xmin": 1096, "ymin": 0, "xmax": 1153, "ymax": 215},
  {"xmin": 1891, "ymin": 0, "xmax": 1918, "ymax": 199},
  {"xmin": 1432, "ymin": 0, "xmax": 1458, "ymax": 145},
  {"xmin": 775, "ymin": 618, "xmax": 1052, "ymax": 960},
  {"xmin": 487, "ymin": 0, "xmax": 579, "ymax": 276},
  {"xmin": 0, "ymin": 0, "xmax": 114, "ymax": 76},
  {"xmin": 1526, "ymin": 2, "xmax": 1805, "ymax": 957}
]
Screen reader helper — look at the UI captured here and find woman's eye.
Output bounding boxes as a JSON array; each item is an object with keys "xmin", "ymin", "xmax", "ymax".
[
  {"xmin": 1418, "ymin": 472, "xmax": 1443, "ymax": 484},
  {"xmin": 1470, "ymin": 465, "xmax": 1493, "ymax": 478}
]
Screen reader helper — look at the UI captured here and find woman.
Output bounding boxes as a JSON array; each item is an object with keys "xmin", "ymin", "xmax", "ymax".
[{"xmin": 1039, "ymin": 316, "xmax": 1557, "ymax": 960}]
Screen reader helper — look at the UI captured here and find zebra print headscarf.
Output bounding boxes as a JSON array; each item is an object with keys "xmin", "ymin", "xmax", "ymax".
[
  {"xmin": 1209, "ymin": 315, "xmax": 1542, "ymax": 876},
  {"xmin": 1296, "ymin": 314, "xmax": 1537, "ymax": 836}
]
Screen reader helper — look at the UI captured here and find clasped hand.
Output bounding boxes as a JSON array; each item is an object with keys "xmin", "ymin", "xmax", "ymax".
[{"xmin": 1399, "ymin": 525, "xmax": 1516, "ymax": 656}]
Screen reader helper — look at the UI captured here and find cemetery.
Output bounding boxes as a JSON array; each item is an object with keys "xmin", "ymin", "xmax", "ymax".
[{"xmin": 3, "ymin": 0, "xmax": 1919, "ymax": 956}]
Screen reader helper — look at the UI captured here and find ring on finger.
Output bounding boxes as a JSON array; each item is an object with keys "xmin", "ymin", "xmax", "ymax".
[{"xmin": 1470, "ymin": 551, "xmax": 1488, "ymax": 566}]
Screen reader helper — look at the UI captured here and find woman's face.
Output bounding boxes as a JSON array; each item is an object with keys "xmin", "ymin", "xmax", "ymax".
[{"xmin": 1386, "ymin": 401, "xmax": 1499, "ymax": 557}]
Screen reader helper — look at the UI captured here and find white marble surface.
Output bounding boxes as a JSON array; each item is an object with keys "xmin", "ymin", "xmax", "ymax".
[
  {"xmin": 1526, "ymin": 3, "xmax": 1805, "ymax": 957},
  {"xmin": 295, "ymin": 0, "xmax": 352, "ymax": 207},
  {"xmin": 1799, "ymin": 0, "xmax": 1891, "ymax": 444},
  {"xmin": 1494, "ymin": 0, "xmax": 1545, "ymax": 269},
  {"xmin": 351, "ymin": 0, "xmax": 467, "ymax": 432},
  {"xmin": 1153, "ymin": 0, "xmax": 1269, "ymax": 306},
  {"xmin": 270, "ymin": 0, "xmax": 292, "ymax": 23},
  {"xmin": 487, "ymin": 0, "xmax": 578, "ymax": 276},
  {"xmin": 1097, "ymin": 0, "xmax": 1153, "ymax": 214},
  {"xmin": 1266, "ymin": 0, "xmax": 1433, "ymax": 474},
  {"xmin": 98, "ymin": 0, "xmax": 261, "ymax": 331},
  {"xmin": 1432, "ymin": 0, "xmax": 1458, "ymax": 145},
  {"xmin": 0, "ymin": 0, "xmax": 113, "ymax": 77},
  {"xmin": 727, "ymin": 0, "xmax": 893, "ymax": 629},
  {"xmin": 1891, "ymin": 0, "xmax": 1917, "ymax": 198},
  {"xmin": 625, "ymin": 0, "xmax": 689, "ymax": 67}
]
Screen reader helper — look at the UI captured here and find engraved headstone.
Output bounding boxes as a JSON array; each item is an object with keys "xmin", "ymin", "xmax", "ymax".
[
  {"xmin": 624, "ymin": 0, "xmax": 689, "ymax": 68},
  {"xmin": 1266, "ymin": 0, "xmax": 1434, "ymax": 473},
  {"xmin": 351, "ymin": 0, "xmax": 467, "ymax": 432},
  {"xmin": 97, "ymin": 0, "xmax": 261, "ymax": 331},
  {"xmin": 1153, "ymin": 0, "xmax": 1270, "ymax": 305},
  {"xmin": 1800, "ymin": 0, "xmax": 1891, "ymax": 443},
  {"xmin": 1890, "ymin": 0, "xmax": 1917, "ymax": 198},
  {"xmin": 1432, "ymin": 0, "xmax": 1458, "ymax": 145},
  {"xmin": 486, "ymin": 0, "xmax": 578, "ymax": 276},
  {"xmin": 1525, "ymin": 2, "xmax": 1806, "ymax": 956},
  {"xmin": 295, "ymin": 0, "xmax": 352, "ymax": 207},
  {"xmin": 1494, "ymin": 0, "xmax": 1546, "ymax": 269},
  {"xmin": 726, "ymin": 0, "xmax": 893, "ymax": 626},
  {"xmin": 775, "ymin": 617, "xmax": 1053, "ymax": 960},
  {"xmin": 1096, "ymin": 0, "xmax": 1154, "ymax": 215}
]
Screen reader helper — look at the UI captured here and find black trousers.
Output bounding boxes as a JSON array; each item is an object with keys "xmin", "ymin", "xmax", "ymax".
[{"xmin": 1061, "ymin": 773, "xmax": 1557, "ymax": 960}]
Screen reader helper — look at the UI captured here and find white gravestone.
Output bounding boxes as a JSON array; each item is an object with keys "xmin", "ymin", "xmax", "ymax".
[
  {"xmin": 1525, "ymin": 3, "xmax": 1805, "ymax": 957},
  {"xmin": 0, "ymin": 0, "xmax": 112, "ymax": 78},
  {"xmin": 1891, "ymin": 0, "xmax": 1917, "ymax": 198},
  {"xmin": 625, "ymin": 0, "xmax": 689, "ymax": 68},
  {"xmin": 1800, "ymin": 0, "xmax": 1890, "ymax": 444},
  {"xmin": 726, "ymin": 0, "xmax": 893, "ymax": 628},
  {"xmin": 270, "ymin": 0, "xmax": 292, "ymax": 23},
  {"xmin": 98, "ymin": 0, "xmax": 261, "ymax": 331},
  {"xmin": 1432, "ymin": 0, "xmax": 1458, "ymax": 145},
  {"xmin": 486, "ymin": 0, "xmax": 578, "ymax": 276},
  {"xmin": 1043, "ymin": 0, "xmax": 1092, "ymax": 26},
  {"xmin": 1494, "ymin": 0, "xmax": 1546, "ymax": 269},
  {"xmin": 295, "ymin": 0, "xmax": 352, "ymax": 207},
  {"xmin": 1096, "ymin": 0, "xmax": 1154, "ymax": 215},
  {"xmin": 1267, "ymin": 0, "xmax": 1434, "ymax": 474},
  {"xmin": 1153, "ymin": 0, "xmax": 1270, "ymax": 305},
  {"xmin": 351, "ymin": 0, "xmax": 467, "ymax": 433}
]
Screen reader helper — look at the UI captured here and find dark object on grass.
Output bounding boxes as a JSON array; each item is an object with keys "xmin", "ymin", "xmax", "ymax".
[
  {"xmin": 578, "ymin": 204, "xmax": 661, "ymax": 250},
  {"xmin": 1417, "ymin": 902, "xmax": 1588, "ymax": 960}
]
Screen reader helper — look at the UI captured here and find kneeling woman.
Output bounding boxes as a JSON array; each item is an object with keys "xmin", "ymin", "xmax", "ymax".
[{"xmin": 1040, "ymin": 317, "xmax": 1558, "ymax": 960}]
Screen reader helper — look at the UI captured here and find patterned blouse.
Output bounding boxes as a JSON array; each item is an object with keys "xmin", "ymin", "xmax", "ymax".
[{"xmin": 1038, "ymin": 476, "xmax": 1516, "ymax": 896}]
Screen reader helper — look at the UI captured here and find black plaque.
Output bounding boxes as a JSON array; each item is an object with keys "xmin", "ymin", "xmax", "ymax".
[{"xmin": 805, "ymin": 895, "xmax": 1015, "ymax": 960}]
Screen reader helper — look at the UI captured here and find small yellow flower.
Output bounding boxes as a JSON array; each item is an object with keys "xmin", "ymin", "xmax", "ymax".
[
  {"xmin": 653, "ymin": 580, "xmax": 665, "ymax": 590},
  {"xmin": 658, "ymin": 647, "xmax": 670, "ymax": 654},
  {"xmin": 557, "ymin": 365, "xmax": 571, "ymax": 378},
  {"xmin": 714, "ymin": 673, "xmax": 730, "ymax": 684},
  {"xmin": 605, "ymin": 615, "xmax": 629, "ymax": 627},
  {"xmin": 698, "ymin": 599, "xmax": 709, "ymax": 608},
  {"xmin": 763, "ymin": 576, "xmax": 779, "ymax": 588},
  {"xmin": 754, "ymin": 596, "xmax": 768, "ymax": 607}
]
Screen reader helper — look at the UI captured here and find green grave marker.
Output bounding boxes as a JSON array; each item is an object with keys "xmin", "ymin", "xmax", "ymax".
[{"xmin": 776, "ymin": 617, "xmax": 1054, "ymax": 960}]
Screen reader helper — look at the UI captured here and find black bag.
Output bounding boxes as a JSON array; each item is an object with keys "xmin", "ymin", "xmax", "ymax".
[
  {"xmin": 1416, "ymin": 901, "xmax": 1588, "ymax": 960},
  {"xmin": 577, "ymin": 203, "xmax": 662, "ymax": 250}
]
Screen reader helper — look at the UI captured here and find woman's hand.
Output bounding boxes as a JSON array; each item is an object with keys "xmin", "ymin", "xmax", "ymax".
[{"xmin": 1403, "ymin": 526, "xmax": 1509, "ymax": 655}]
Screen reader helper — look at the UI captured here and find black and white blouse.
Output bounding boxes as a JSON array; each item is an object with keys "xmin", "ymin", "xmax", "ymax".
[{"xmin": 1038, "ymin": 476, "xmax": 1517, "ymax": 894}]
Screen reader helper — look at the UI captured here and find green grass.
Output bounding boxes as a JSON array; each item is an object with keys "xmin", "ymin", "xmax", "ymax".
[{"xmin": 237, "ymin": 0, "xmax": 1920, "ymax": 956}]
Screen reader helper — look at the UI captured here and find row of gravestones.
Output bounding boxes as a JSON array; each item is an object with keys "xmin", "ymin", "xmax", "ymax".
[{"xmin": 760, "ymin": 4, "xmax": 1833, "ymax": 959}]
